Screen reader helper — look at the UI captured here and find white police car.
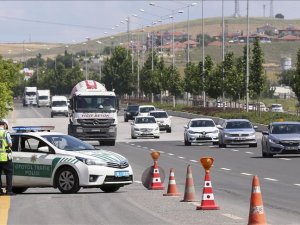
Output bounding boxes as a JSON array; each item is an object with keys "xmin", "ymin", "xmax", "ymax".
[{"xmin": 7, "ymin": 126, "xmax": 133, "ymax": 194}]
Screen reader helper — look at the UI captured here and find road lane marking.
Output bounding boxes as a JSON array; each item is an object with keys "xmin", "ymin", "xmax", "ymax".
[
  {"xmin": 143, "ymin": 147, "xmax": 148, "ymax": 149},
  {"xmin": 220, "ymin": 168, "xmax": 231, "ymax": 171},
  {"xmin": 159, "ymin": 151, "xmax": 165, "ymax": 154},
  {"xmin": 245, "ymin": 152, "xmax": 254, "ymax": 154},
  {"xmin": 264, "ymin": 178, "xmax": 278, "ymax": 182},
  {"xmin": 241, "ymin": 173, "xmax": 252, "ymax": 176},
  {"xmin": 168, "ymin": 153, "xmax": 174, "ymax": 156},
  {"xmin": 190, "ymin": 160, "xmax": 198, "ymax": 163},
  {"xmin": 0, "ymin": 196, "xmax": 10, "ymax": 225},
  {"xmin": 231, "ymin": 149, "xmax": 239, "ymax": 152},
  {"xmin": 178, "ymin": 156, "xmax": 185, "ymax": 159},
  {"xmin": 137, "ymin": 145, "xmax": 141, "ymax": 148},
  {"xmin": 280, "ymin": 158, "xmax": 291, "ymax": 161},
  {"xmin": 131, "ymin": 144, "xmax": 135, "ymax": 146},
  {"xmin": 222, "ymin": 214, "xmax": 243, "ymax": 220},
  {"xmin": 150, "ymin": 149, "xmax": 156, "ymax": 151},
  {"xmin": 294, "ymin": 184, "xmax": 300, "ymax": 187}
]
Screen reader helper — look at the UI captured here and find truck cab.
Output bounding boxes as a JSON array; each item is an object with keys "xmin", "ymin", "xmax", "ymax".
[{"xmin": 23, "ymin": 87, "xmax": 37, "ymax": 106}]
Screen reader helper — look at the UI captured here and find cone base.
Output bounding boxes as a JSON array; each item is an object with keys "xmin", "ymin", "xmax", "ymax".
[
  {"xmin": 163, "ymin": 193, "xmax": 180, "ymax": 196},
  {"xmin": 148, "ymin": 186, "xmax": 165, "ymax": 190},
  {"xmin": 196, "ymin": 205, "xmax": 220, "ymax": 210},
  {"xmin": 181, "ymin": 199, "xmax": 197, "ymax": 202}
]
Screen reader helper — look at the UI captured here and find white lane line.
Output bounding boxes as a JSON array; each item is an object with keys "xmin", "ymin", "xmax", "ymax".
[
  {"xmin": 150, "ymin": 149, "xmax": 156, "ymax": 151},
  {"xmin": 264, "ymin": 178, "xmax": 278, "ymax": 182},
  {"xmin": 168, "ymin": 153, "xmax": 174, "ymax": 156},
  {"xmin": 143, "ymin": 147, "xmax": 148, "ymax": 149},
  {"xmin": 220, "ymin": 168, "xmax": 231, "ymax": 171},
  {"xmin": 159, "ymin": 151, "xmax": 165, "ymax": 154},
  {"xmin": 222, "ymin": 214, "xmax": 243, "ymax": 220},
  {"xmin": 241, "ymin": 173, "xmax": 252, "ymax": 176},
  {"xmin": 137, "ymin": 145, "xmax": 141, "ymax": 148},
  {"xmin": 130, "ymin": 144, "xmax": 135, "ymax": 146},
  {"xmin": 178, "ymin": 156, "xmax": 185, "ymax": 159},
  {"xmin": 280, "ymin": 158, "xmax": 292, "ymax": 161},
  {"xmin": 231, "ymin": 149, "xmax": 239, "ymax": 152},
  {"xmin": 294, "ymin": 184, "xmax": 300, "ymax": 187},
  {"xmin": 190, "ymin": 160, "xmax": 198, "ymax": 163},
  {"xmin": 245, "ymin": 152, "xmax": 254, "ymax": 154}
]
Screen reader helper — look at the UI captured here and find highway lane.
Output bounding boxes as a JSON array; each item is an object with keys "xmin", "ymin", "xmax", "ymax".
[{"xmin": 4, "ymin": 102, "xmax": 300, "ymax": 225}]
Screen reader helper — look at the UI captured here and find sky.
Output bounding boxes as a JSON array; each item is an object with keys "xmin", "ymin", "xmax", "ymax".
[{"xmin": 0, "ymin": 0, "xmax": 299, "ymax": 44}]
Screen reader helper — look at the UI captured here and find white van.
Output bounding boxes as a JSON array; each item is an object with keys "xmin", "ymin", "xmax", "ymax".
[
  {"xmin": 51, "ymin": 96, "xmax": 68, "ymax": 118},
  {"xmin": 138, "ymin": 105, "xmax": 156, "ymax": 116},
  {"xmin": 37, "ymin": 89, "xmax": 50, "ymax": 107}
]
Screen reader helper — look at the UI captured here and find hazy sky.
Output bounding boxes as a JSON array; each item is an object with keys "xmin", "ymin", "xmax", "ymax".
[{"xmin": 0, "ymin": 1, "xmax": 299, "ymax": 43}]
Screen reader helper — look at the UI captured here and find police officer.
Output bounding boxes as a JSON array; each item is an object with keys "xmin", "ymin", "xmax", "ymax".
[{"xmin": 0, "ymin": 119, "xmax": 14, "ymax": 196}]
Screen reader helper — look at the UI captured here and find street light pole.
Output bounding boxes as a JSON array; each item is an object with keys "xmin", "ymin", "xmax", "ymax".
[
  {"xmin": 222, "ymin": 0, "xmax": 225, "ymax": 110},
  {"xmin": 96, "ymin": 41, "xmax": 102, "ymax": 81},
  {"xmin": 246, "ymin": 0, "xmax": 250, "ymax": 112},
  {"xmin": 202, "ymin": 0, "xmax": 206, "ymax": 107}
]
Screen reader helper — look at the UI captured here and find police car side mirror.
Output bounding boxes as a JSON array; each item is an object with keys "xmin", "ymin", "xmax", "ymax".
[{"xmin": 38, "ymin": 146, "xmax": 50, "ymax": 153}]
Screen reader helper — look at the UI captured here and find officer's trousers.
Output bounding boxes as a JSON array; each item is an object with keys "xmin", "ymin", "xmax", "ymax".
[{"xmin": 0, "ymin": 160, "xmax": 13, "ymax": 193}]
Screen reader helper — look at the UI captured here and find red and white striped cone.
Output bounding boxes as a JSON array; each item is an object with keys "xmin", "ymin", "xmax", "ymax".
[
  {"xmin": 149, "ymin": 161, "xmax": 164, "ymax": 190},
  {"xmin": 163, "ymin": 168, "xmax": 180, "ymax": 196},
  {"xmin": 181, "ymin": 165, "xmax": 196, "ymax": 202},
  {"xmin": 196, "ymin": 171, "xmax": 220, "ymax": 210}
]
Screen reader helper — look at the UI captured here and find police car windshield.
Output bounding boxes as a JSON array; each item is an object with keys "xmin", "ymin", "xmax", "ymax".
[{"xmin": 41, "ymin": 135, "xmax": 95, "ymax": 151}]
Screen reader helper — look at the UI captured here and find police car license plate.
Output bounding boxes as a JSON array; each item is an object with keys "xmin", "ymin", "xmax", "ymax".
[{"xmin": 115, "ymin": 171, "xmax": 129, "ymax": 177}]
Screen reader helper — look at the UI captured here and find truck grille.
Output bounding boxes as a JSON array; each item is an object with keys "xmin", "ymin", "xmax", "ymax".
[{"xmin": 78, "ymin": 119, "xmax": 115, "ymax": 126}]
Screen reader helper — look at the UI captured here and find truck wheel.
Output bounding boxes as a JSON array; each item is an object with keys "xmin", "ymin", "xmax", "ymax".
[
  {"xmin": 55, "ymin": 167, "xmax": 80, "ymax": 194},
  {"xmin": 125, "ymin": 118, "xmax": 128, "ymax": 122},
  {"xmin": 100, "ymin": 185, "xmax": 120, "ymax": 193},
  {"xmin": 51, "ymin": 113, "xmax": 54, "ymax": 118},
  {"xmin": 108, "ymin": 140, "xmax": 116, "ymax": 146},
  {"xmin": 167, "ymin": 128, "xmax": 172, "ymax": 133}
]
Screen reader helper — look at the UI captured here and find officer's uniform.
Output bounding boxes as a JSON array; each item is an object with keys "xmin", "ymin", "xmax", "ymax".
[{"xmin": 0, "ymin": 121, "xmax": 13, "ymax": 195}]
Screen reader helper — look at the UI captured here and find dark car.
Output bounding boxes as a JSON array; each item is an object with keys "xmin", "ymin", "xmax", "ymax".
[
  {"xmin": 124, "ymin": 104, "xmax": 139, "ymax": 122},
  {"xmin": 261, "ymin": 122, "xmax": 300, "ymax": 157}
]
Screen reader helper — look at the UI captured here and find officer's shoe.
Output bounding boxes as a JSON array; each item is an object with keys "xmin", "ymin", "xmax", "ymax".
[
  {"xmin": 6, "ymin": 192, "xmax": 16, "ymax": 196},
  {"xmin": 0, "ymin": 189, "xmax": 5, "ymax": 196}
]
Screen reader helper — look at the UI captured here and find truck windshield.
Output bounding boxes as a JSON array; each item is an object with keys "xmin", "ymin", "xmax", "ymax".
[
  {"xmin": 26, "ymin": 92, "xmax": 36, "ymax": 96},
  {"xmin": 39, "ymin": 96, "xmax": 49, "ymax": 100},
  {"xmin": 75, "ymin": 96, "xmax": 116, "ymax": 112}
]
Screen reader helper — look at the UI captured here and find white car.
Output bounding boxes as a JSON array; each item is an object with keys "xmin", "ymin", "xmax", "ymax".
[
  {"xmin": 270, "ymin": 104, "xmax": 284, "ymax": 113},
  {"xmin": 138, "ymin": 105, "xmax": 156, "ymax": 116},
  {"xmin": 149, "ymin": 110, "xmax": 172, "ymax": 133},
  {"xmin": 184, "ymin": 118, "xmax": 220, "ymax": 146},
  {"xmin": 7, "ymin": 126, "xmax": 133, "ymax": 194},
  {"xmin": 131, "ymin": 116, "xmax": 160, "ymax": 139}
]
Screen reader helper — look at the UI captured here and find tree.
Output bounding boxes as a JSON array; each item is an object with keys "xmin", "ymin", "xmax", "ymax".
[
  {"xmin": 184, "ymin": 62, "xmax": 200, "ymax": 95},
  {"xmin": 292, "ymin": 49, "xmax": 300, "ymax": 103},
  {"xmin": 279, "ymin": 69, "xmax": 296, "ymax": 86},
  {"xmin": 275, "ymin": 13, "xmax": 284, "ymax": 19},
  {"xmin": 196, "ymin": 34, "xmax": 216, "ymax": 47},
  {"xmin": 249, "ymin": 37, "xmax": 265, "ymax": 102},
  {"xmin": 206, "ymin": 58, "xmax": 222, "ymax": 101}
]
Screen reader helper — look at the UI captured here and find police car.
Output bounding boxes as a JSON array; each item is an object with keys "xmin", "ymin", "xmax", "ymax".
[{"xmin": 7, "ymin": 126, "xmax": 133, "ymax": 194}]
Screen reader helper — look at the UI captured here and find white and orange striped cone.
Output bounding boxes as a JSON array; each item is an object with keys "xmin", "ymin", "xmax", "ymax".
[
  {"xmin": 163, "ymin": 168, "xmax": 180, "ymax": 196},
  {"xmin": 181, "ymin": 165, "xmax": 196, "ymax": 202},
  {"xmin": 196, "ymin": 171, "xmax": 220, "ymax": 210},
  {"xmin": 148, "ymin": 161, "xmax": 164, "ymax": 190},
  {"xmin": 248, "ymin": 175, "xmax": 267, "ymax": 225}
]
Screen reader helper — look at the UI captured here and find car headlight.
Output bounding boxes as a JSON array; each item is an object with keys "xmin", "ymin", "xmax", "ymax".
[
  {"xmin": 212, "ymin": 129, "xmax": 219, "ymax": 134},
  {"xmin": 249, "ymin": 132, "xmax": 256, "ymax": 136},
  {"xmin": 188, "ymin": 130, "xmax": 195, "ymax": 134},
  {"xmin": 134, "ymin": 127, "xmax": 140, "ymax": 131},
  {"xmin": 269, "ymin": 138, "xmax": 279, "ymax": 144},
  {"xmin": 224, "ymin": 132, "xmax": 231, "ymax": 137},
  {"xmin": 76, "ymin": 157, "xmax": 107, "ymax": 166},
  {"xmin": 155, "ymin": 127, "xmax": 159, "ymax": 131}
]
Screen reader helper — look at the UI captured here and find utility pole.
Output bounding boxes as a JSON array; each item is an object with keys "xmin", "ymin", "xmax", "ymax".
[
  {"xmin": 202, "ymin": 0, "xmax": 206, "ymax": 107},
  {"xmin": 246, "ymin": 0, "xmax": 250, "ymax": 112}
]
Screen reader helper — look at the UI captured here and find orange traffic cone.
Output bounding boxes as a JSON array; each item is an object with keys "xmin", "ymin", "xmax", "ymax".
[
  {"xmin": 149, "ymin": 161, "xmax": 164, "ymax": 190},
  {"xmin": 163, "ymin": 168, "xmax": 180, "ymax": 196},
  {"xmin": 196, "ymin": 171, "xmax": 220, "ymax": 210},
  {"xmin": 181, "ymin": 165, "xmax": 196, "ymax": 202},
  {"xmin": 248, "ymin": 175, "xmax": 267, "ymax": 225}
]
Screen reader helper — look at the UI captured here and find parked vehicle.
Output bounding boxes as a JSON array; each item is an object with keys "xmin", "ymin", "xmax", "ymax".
[
  {"xmin": 184, "ymin": 118, "xmax": 220, "ymax": 146},
  {"xmin": 37, "ymin": 89, "xmax": 51, "ymax": 107},
  {"xmin": 270, "ymin": 104, "xmax": 284, "ymax": 112},
  {"xmin": 68, "ymin": 80, "xmax": 118, "ymax": 146},
  {"xmin": 262, "ymin": 122, "xmax": 300, "ymax": 157},
  {"xmin": 7, "ymin": 126, "xmax": 133, "ymax": 194},
  {"xmin": 218, "ymin": 119, "xmax": 257, "ymax": 148},
  {"xmin": 124, "ymin": 104, "xmax": 139, "ymax": 122},
  {"xmin": 131, "ymin": 116, "xmax": 160, "ymax": 139},
  {"xmin": 23, "ymin": 87, "xmax": 37, "ymax": 106},
  {"xmin": 149, "ymin": 110, "xmax": 172, "ymax": 133},
  {"xmin": 51, "ymin": 96, "xmax": 68, "ymax": 118},
  {"xmin": 138, "ymin": 105, "xmax": 156, "ymax": 116}
]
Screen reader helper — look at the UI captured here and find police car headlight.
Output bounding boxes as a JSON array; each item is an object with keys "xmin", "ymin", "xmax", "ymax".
[
  {"xmin": 76, "ymin": 157, "xmax": 107, "ymax": 166},
  {"xmin": 134, "ymin": 127, "xmax": 140, "ymax": 131},
  {"xmin": 188, "ymin": 130, "xmax": 195, "ymax": 134},
  {"xmin": 212, "ymin": 129, "xmax": 219, "ymax": 133}
]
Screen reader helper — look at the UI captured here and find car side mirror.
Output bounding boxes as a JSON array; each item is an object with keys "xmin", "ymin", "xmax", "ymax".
[
  {"xmin": 184, "ymin": 125, "xmax": 188, "ymax": 129},
  {"xmin": 216, "ymin": 125, "xmax": 222, "ymax": 129},
  {"xmin": 131, "ymin": 122, "xmax": 134, "ymax": 125},
  {"xmin": 253, "ymin": 126, "xmax": 258, "ymax": 129},
  {"xmin": 38, "ymin": 146, "xmax": 50, "ymax": 153},
  {"xmin": 262, "ymin": 131, "xmax": 269, "ymax": 135}
]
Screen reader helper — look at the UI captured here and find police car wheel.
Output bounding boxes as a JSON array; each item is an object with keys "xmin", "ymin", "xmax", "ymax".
[
  {"xmin": 100, "ymin": 185, "xmax": 120, "ymax": 193},
  {"xmin": 55, "ymin": 167, "xmax": 80, "ymax": 194},
  {"xmin": 12, "ymin": 187, "xmax": 28, "ymax": 194}
]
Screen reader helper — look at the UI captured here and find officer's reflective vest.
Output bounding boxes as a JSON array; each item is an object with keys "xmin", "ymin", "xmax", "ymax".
[{"xmin": 0, "ymin": 129, "xmax": 9, "ymax": 162}]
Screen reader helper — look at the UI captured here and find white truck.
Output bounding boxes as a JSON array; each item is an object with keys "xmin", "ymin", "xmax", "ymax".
[
  {"xmin": 68, "ymin": 80, "xmax": 118, "ymax": 146},
  {"xmin": 23, "ymin": 87, "xmax": 37, "ymax": 106},
  {"xmin": 37, "ymin": 89, "xmax": 51, "ymax": 107}
]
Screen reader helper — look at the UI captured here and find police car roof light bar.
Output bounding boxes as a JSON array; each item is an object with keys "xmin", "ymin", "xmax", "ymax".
[{"xmin": 12, "ymin": 126, "xmax": 55, "ymax": 133}]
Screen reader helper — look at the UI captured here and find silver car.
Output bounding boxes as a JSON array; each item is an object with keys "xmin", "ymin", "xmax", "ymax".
[
  {"xmin": 218, "ymin": 119, "xmax": 257, "ymax": 148},
  {"xmin": 262, "ymin": 122, "xmax": 300, "ymax": 157}
]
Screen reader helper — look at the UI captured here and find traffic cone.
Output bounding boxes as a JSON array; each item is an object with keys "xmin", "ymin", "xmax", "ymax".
[
  {"xmin": 196, "ymin": 171, "xmax": 220, "ymax": 210},
  {"xmin": 181, "ymin": 165, "xmax": 196, "ymax": 202},
  {"xmin": 248, "ymin": 175, "xmax": 267, "ymax": 225},
  {"xmin": 163, "ymin": 168, "xmax": 180, "ymax": 196},
  {"xmin": 148, "ymin": 161, "xmax": 164, "ymax": 190}
]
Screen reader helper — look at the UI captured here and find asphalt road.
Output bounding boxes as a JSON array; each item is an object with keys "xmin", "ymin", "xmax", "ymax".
[{"xmin": 4, "ymin": 102, "xmax": 300, "ymax": 225}]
